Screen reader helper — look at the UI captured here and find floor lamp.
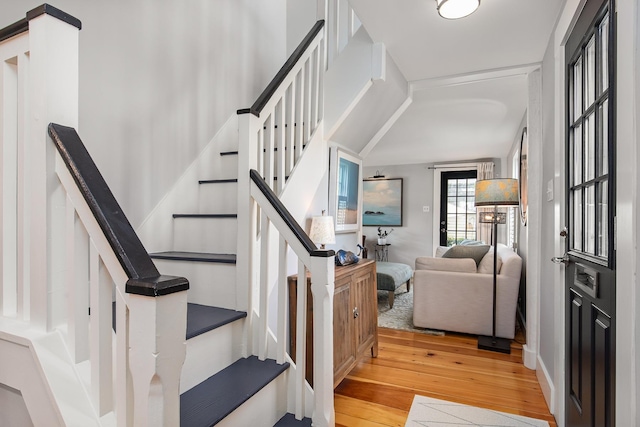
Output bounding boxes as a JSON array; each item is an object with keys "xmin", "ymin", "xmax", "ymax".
[{"xmin": 475, "ymin": 178, "xmax": 519, "ymax": 354}]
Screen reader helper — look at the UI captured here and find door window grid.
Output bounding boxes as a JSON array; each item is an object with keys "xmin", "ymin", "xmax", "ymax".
[
  {"xmin": 446, "ymin": 178, "xmax": 477, "ymax": 246},
  {"xmin": 568, "ymin": 11, "xmax": 610, "ymax": 259}
]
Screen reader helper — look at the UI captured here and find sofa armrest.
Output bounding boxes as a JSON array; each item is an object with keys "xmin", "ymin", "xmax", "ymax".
[{"xmin": 415, "ymin": 256, "xmax": 476, "ymax": 273}]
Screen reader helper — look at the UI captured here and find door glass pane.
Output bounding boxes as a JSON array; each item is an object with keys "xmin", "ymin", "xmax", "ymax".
[
  {"xmin": 573, "ymin": 123, "xmax": 583, "ymax": 185},
  {"xmin": 585, "ymin": 35, "xmax": 596, "ymax": 107},
  {"xmin": 573, "ymin": 57, "xmax": 583, "ymax": 121},
  {"xmin": 448, "ymin": 182, "xmax": 457, "ymax": 196},
  {"xmin": 573, "ymin": 190, "xmax": 583, "ymax": 251},
  {"xmin": 585, "ymin": 185, "xmax": 595, "ymax": 254},
  {"xmin": 585, "ymin": 112, "xmax": 595, "ymax": 181},
  {"xmin": 601, "ymin": 99, "xmax": 609, "ymax": 175},
  {"xmin": 598, "ymin": 180, "xmax": 609, "ymax": 257},
  {"xmin": 457, "ymin": 179, "xmax": 467, "ymax": 196},
  {"xmin": 600, "ymin": 14, "xmax": 609, "ymax": 93}
]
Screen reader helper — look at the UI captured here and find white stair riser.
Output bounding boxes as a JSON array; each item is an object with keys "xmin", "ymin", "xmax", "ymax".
[
  {"xmin": 197, "ymin": 183, "xmax": 238, "ymax": 213},
  {"xmin": 173, "ymin": 217, "xmax": 238, "ymax": 254},
  {"xmin": 181, "ymin": 319, "xmax": 244, "ymax": 394},
  {"xmin": 152, "ymin": 259, "xmax": 237, "ymax": 309},
  {"xmin": 216, "ymin": 372, "xmax": 288, "ymax": 427}
]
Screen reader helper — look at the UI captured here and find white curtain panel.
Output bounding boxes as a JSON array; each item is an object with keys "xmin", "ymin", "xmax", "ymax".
[{"xmin": 476, "ymin": 162, "xmax": 494, "ymax": 244}]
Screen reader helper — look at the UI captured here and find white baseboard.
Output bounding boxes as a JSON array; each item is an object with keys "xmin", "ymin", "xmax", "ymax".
[
  {"xmin": 523, "ymin": 344, "xmax": 537, "ymax": 370},
  {"xmin": 536, "ymin": 355, "xmax": 555, "ymax": 415}
]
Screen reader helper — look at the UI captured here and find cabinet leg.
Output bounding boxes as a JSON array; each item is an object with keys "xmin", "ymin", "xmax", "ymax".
[{"xmin": 388, "ymin": 291, "xmax": 394, "ymax": 309}]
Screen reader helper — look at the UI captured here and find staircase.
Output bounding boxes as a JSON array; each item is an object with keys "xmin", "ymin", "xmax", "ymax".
[{"xmin": 0, "ymin": 2, "xmax": 364, "ymax": 426}]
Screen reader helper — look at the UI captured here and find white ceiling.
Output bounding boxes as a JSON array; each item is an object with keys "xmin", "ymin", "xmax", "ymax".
[{"xmin": 348, "ymin": 0, "xmax": 565, "ymax": 167}]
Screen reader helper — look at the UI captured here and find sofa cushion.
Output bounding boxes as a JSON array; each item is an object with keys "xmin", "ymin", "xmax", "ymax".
[
  {"xmin": 442, "ymin": 245, "xmax": 490, "ymax": 266},
  {"xmin": 478, "ymin": 249, "xmax": 503, "ymax": 274},
  {"xmin": 415, "ymin": 256, "xmax": 477, "ymax": 273}
]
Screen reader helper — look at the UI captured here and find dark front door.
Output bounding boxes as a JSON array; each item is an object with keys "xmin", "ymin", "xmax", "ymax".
[
  {"xmin": 565, "ymin": 1, "xmax": 615, "ymax": 426},
  {"xmin": 439, "ymin": 170, "xmax": 477, "ymax": 246}
]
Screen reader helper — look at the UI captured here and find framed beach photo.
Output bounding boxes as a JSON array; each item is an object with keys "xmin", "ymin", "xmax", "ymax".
[
  {"xmin": 363, "ymin": 178, "xmax": 403, "ymax": 226},
  {"xmin": 329, "ymin": 148, "xmax": 362, "ymax": 233}
]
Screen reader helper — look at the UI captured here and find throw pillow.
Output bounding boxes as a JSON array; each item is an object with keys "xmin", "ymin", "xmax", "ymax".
[
  {"xmin": 478, "ymin": 249, "xmax": 503, "ymax": 274},
  {"xmin": 459, "ymin": 239, "xmax": 486, "ymax": 246},
  {"xmin": 442, "ymin": 245, "xmax": 490, "ymax": 267}
]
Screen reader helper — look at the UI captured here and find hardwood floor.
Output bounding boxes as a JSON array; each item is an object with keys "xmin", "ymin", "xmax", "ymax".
[{"xmin": 334, "ymin": 327, "xmax": 557, "ymax": 426}]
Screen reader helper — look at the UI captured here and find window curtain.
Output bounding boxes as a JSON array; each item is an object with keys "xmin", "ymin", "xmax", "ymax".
[{"xmin": 476, "ymin": 162, "xmax": 494, "ymax": 244}]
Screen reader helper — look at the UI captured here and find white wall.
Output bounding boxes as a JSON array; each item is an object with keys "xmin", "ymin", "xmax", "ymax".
[
  {"xmin": 286, "ymin": 0, "xmax": 317, "ymax": 55},
  {"xmin": 0, "ymin": 384, "xmax": 32, "ymax": 427},
  {"xmin": 1, "ymin": 0, "xmax": 287, "ymax": 228}
]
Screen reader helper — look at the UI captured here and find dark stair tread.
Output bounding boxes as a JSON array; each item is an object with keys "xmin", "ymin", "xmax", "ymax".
[
  {"xmin": 172, "ymin": 213, "xmax": 237, "ymax": 219},
  {"xmin": 112, "ymin": 302, "xmax": 245, "ymax": 339},
  {"xmin": 150, "ymin": 251, "xmax": 236, "ymax": 264},
  {"xmin": 220, "ymin": 151, "xmax": 238, "ymax": 156},
  {"xmin": 274, "ymin": 413, "xmax": 312, "ymax": 427},
  {"xmin": 198, "ymin": 178, "xmax": 238, "ymax": 184},
  {"xmin": 180, "ymin": 356, "xmax": 289, "ymax": 427},
  {"xmin": 186, "ymin": 303, "xmax": 246, "ymax": 339}
]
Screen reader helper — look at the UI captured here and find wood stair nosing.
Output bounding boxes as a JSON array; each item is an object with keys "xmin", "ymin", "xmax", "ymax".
[
  {"xmin": 180, "ymin": 356, "xmax": 289, "ymax": 427},
  {"xmin": 149, "ymin": 251, "xmax": 237, "ymax": 264}
]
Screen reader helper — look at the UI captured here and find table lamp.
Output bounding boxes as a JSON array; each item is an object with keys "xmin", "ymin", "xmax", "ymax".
[
  {"xmin": 309, "ymin": 210, "xmax": 335, "ymax": 249},
  {"xmin": 475, "ymin": 178, "xmax": 519, "ymax": 354}
]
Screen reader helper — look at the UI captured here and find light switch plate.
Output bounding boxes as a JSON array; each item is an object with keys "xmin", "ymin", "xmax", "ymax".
[{"xmin": 423, "ymin": 206, "xmax": 430, "ymax": 213}]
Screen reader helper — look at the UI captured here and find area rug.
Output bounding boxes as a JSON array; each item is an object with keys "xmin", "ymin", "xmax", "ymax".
[
  {"xmin": 405, "ymin": 395, "xmax": 550, "ymax": 427},
  {"xmin": 377, "ymin": 286, "xmax": 444, "ymax": 336}
]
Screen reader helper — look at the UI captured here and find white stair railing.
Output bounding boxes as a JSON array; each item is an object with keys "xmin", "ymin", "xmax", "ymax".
[
  {"xmin": 0, "ymin": 7, "xmax": 187, "ymax": 426},
  {"xmin": 249, "ymin": 170, "xmax": 335, "ymax": 427}
]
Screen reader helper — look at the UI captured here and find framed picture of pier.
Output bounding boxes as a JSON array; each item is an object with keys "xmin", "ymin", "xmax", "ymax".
[
  {"xmin": 363, "ymin": 178, "xmax": 403, "ymax": 227},
  {"xmin": 329, "ymin": 149, "xmax": 362, "ymax": 233}
]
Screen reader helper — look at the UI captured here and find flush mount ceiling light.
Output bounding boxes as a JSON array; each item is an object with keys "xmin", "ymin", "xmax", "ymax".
[{"xmin": 436, "ymin": 0, "xmax": 480, "ymax": 19}]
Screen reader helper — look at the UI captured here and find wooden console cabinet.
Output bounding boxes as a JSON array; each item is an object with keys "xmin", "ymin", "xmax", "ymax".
[{"xmin": 288, "ymin": 258, "xmax": 378, "ymax": 388}]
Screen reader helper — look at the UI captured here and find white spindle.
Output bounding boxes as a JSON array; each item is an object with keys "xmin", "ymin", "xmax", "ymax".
[
  {"xmin": 294, "ymin": 260, "xmax": 307, "ymax": 419},
  {"xmin": 258, "ymin": 211, "xmax": 270, "ymax": 360},
  {"xmin": 276, "ymin": 100, "xmax": 286, "ymax": 194},
  {"xmin": 258, "ymin": 126, "xmax": 265, "ymax": 179},
  {"xmin": 114, "ymin": 288, "xmax": 132, "ymax": 427},
  {"xmin": 287, "ymin": 81, "xmax": 296, "ymax": 175},
  {"xmin": 265, "ymin": 116, "xmax": 275, "ymax": 188},
  {"xmin": 304, "ymin": 60, "xmax": 312, "ymax": 142},
  {"xmin": 89, "ymin": 240, "xmax": 114, "ymax": 416},
  {"xmin": 313, "ymin": 45, "xmax": 321, "ymax": 130},
  {"xmin": 276, "ymin": 237, "xmax": 288, "ymax": 364},
  {"xmin": 66, "ymin": 195, "xmax": 89, "ymax": 363},
  {"xmin": 296, "ymin": 69, "xmax": 305, "ymax": 162}
]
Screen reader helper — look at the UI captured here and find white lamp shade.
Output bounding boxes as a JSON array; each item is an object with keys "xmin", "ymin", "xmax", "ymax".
[
  {"xmin": 436, "ymin": 0, "xmax": 480, "ymax": 19},
  {"xmin": 310, "ymin": 215, "xmax": 336, "ymax": 246}
]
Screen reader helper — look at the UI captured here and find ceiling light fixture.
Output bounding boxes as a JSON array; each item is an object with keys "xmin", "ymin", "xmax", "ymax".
[{"xmin": 436, "ymin": 0, "xmax": 480, "ymax": 19}]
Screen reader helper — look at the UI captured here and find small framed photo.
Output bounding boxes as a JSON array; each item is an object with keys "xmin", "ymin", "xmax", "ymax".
[{"xmin": 363, "ymin": 178, "xmax": 403, "ymax": 227}]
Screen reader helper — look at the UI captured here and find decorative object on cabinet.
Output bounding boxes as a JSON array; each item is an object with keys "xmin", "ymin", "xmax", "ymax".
[
  {"xmin": 288, "ymin": 259, "xmax": 378, "ymax": 388},
  {"xmin": 309, "ymin": 210, "xmax": 335, "ymax": 249},
  {"xmin": 363, "ymin": 178, "xmax": 403, "ymax": 226}
]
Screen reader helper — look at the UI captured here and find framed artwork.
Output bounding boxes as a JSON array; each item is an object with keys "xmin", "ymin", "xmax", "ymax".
[
  {"xmin": 329, "ymin": 149, "xmax": 362, "ymax": 233},
  {"xmin": 519, "ymin": 127, "xmax": 528, "ymax": 225},
  {"xmin": 362, "ymin": 178, "xmax": 403, "ymax": 227}
]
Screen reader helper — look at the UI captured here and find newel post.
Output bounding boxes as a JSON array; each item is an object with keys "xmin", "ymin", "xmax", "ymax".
[
  {"xmin": 127, "ymin": 281, "xmax": 188, "ymax": 426},
  {"xmin": 28, "ymin": 5, "xmax": 81, "ymax": 331},
  {"xmin": 309, "ymin": 253, "xmax": 335, "ymax": 427}
]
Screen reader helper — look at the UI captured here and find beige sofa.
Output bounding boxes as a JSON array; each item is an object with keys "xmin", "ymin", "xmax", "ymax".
[{"xmin": 412, "ymin": 243, "xmax": 522, "ymax": 339}]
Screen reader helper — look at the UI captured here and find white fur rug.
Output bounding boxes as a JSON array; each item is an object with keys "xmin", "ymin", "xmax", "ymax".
[{"xmin": 405, "ymin": 395, "xmax": 550, "ymax": 427}]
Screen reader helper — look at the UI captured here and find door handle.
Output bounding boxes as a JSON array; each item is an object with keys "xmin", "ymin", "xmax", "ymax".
[
  {"xmin": 353, "ymin": 307, "xmax": 359, "ymax": 319},
  {"xmin": 441, "ymin": 228, "xmax": 446, "ymax": 233},
  {"xmin": 551, "ymin": 254, "xmax": 569, "ymax": 266}
]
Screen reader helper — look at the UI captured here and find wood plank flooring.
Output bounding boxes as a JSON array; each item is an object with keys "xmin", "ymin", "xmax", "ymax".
[{"xmin": 334, "ymin": 327, "xmax": 557, "ymax": 427}]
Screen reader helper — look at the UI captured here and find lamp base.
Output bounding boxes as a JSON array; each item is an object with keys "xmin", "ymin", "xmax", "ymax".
[{"xmin": 477, "ymin": 335, "xmax": 511, "ymax": 354}]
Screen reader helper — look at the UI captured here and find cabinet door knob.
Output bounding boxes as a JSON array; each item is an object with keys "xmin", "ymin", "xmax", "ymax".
[{"xmin": 353, "ymin": 307, "xmax": 359, "ymax": 318}]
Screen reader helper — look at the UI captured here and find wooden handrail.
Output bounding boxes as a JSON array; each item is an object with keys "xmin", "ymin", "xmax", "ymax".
[
  {"xmin": 0, "ymin": 4, "xmax": 81, "ymax": 43},
  {"xmin": 48, "ymin": 123, "xmax": 188, "ymax": 296},
  {"xmin": 238, "ymin": 20, "xmax": 325, "ymax": 117},
  {"xmin": 249, "ymin": 169, "xmax": 334, "ymax": 258}
]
